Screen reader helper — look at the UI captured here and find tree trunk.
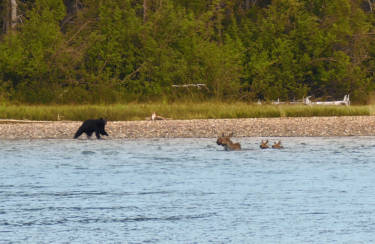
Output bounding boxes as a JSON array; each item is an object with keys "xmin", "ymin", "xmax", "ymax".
[
  {"xmin": 245, "ymin": 0, "xmax": 250, "ymax": 10},
  {"xmin": 143, "ymin": 0, "xmax": 147, "ymax": 22},
  {"xmin": 368, "ymin": 0, "xmax": 374, "ymax": 12},
  {"xmin": 2, "ymin": 0, "xmax": 9, "ymax": 33},
  {"xmin": 2, "ymin": 0, "xmax": 17, "ymax": 33},
  {"xmin": 10, "ymin": 0, "xmax": 17, "ymax": 29}
]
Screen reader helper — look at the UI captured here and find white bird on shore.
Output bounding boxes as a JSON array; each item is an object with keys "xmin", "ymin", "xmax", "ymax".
[{"xmin": 151, "ymin": 112, "xmax": 165, "ymax": 121}]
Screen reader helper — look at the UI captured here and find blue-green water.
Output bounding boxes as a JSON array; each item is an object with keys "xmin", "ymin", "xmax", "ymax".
[{"xmin": 0, "ymin": 137, "xmax": 375, "ymax": 243}]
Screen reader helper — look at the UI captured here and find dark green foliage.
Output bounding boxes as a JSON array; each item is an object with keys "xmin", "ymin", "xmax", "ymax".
[{"xmin": 0, "ymin": 0, "xmax": 375, "ymax": 104}]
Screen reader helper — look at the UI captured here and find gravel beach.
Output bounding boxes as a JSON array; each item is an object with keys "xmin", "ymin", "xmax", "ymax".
[{"xmin": 0, "ymin": 116, "xmax": 375, "ymax": 139}]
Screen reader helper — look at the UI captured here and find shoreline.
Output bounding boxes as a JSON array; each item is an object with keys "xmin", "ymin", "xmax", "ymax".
[{"xmin": 0, "ymin": 116, "xmax": 375, "ymax": 139}]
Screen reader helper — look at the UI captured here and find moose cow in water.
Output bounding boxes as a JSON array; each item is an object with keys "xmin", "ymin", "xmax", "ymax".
[{"xmin": 216, "ymin": 133, "xmax": 241, "ymax": 151}]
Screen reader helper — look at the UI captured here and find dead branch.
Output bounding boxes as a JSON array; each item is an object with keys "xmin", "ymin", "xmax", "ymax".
[{"xmin": 172, "ymin": 84, "xmax": 209, "ymax": 90}]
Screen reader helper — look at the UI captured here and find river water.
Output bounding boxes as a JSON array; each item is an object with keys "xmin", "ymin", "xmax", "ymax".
[{"xmin": 0, "ymin": 137, "xmax": 374, "ymax": 243}]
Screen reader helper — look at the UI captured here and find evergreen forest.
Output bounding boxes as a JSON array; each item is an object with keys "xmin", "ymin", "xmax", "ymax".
[{"xmin": 1, "ymin": 0, "xmax": 375, "ymax": 104}]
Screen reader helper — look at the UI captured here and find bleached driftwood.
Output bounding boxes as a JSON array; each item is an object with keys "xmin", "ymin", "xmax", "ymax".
[
  {"xmin": 265, "ymin": 94, "xmax": 350, "ymax": 106},
  {"xmin": 304, "ymin": 94, "xmax": 350, "ymax": 106}
]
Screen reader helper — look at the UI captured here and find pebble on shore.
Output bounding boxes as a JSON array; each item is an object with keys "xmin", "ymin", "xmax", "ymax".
[{"xmin": 0, "ymin": 116, "xmax": 374, "ymax": 139}]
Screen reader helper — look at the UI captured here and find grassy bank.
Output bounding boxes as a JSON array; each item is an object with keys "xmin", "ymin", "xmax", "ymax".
[{"xmin": 0, "ymin": 103, "xmax": 371, "ymax": 121}]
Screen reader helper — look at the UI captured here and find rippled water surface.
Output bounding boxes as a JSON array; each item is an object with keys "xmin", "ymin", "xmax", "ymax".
[{"xmin": 1, "ymin": 137, "xmax": 375, "ymax": 243}]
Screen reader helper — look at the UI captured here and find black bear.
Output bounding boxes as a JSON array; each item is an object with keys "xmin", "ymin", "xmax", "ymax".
[{"xmin": 74, "ymin": 118, "xmax": 109, "ymax": 139}]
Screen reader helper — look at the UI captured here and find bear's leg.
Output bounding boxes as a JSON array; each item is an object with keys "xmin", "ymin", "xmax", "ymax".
[
  {"xmin": 95, "ymin": 130, "xmax": 101, "ymax": 139},
  {"xmin": 100, "ymin": 128, "xmax": 109, "ymax": 136},
  {"xmin": 74, "ymin": 127, "xmax": 84, "ymax": 139},
  {"xmin": 86, "ymin": 130, "xmax": 94, "ymax": 138}
]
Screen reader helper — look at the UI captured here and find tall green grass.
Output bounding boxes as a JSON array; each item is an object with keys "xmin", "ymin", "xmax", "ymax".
[
  {"xmin": 281, "ymin": 105, "xmax": 370, "ymax": 117},
  {"xmin": 0, "ymin": 103, "xmax": 370, "ymax": 121}
]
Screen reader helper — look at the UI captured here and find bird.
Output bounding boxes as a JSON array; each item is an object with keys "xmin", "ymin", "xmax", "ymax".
[{"xmin": 151, "ymin": 112, "xmax": 165, "ymax": 121}]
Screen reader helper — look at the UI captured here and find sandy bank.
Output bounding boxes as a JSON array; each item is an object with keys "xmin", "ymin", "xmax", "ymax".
[{"xmin": 0, "ymin": 116, "xmax": 374, "ymax": 139}]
